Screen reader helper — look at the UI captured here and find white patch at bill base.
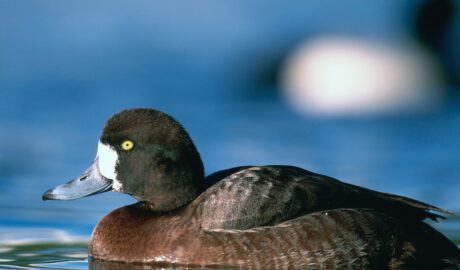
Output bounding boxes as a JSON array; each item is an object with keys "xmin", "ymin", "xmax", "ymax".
[{"xmin": 97, "ymin": 141, "xmax": 123, "ymax": 191}]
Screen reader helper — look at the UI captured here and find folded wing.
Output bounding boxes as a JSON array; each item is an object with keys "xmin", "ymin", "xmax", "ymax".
[{"xmin": 195, "ymin": 166, "xmax": 448, "ymax": 230}]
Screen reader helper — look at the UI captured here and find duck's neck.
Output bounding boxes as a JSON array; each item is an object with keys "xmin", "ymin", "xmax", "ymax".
[
  {"xmin": 143, "ymin": 170, "xmax": 204, "ymax": 212},
  {"xmin": 129, "ymin": 144, "xmax": 205, "ymax": 213}
]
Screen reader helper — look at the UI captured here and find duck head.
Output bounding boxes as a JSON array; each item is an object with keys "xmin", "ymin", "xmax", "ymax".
[{"xmin": 43, "ymin": 108, "xmax": 205, "ymax": 212}]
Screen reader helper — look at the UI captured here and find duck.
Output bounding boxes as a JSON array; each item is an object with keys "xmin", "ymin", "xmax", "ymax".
[{"xmin": 43, "ymin": 108, "xmax": 460, "ymax": 269}]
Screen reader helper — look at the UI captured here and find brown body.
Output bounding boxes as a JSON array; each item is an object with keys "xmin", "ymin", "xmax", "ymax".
[{"xmin": 89, "ymin": 202, "xmax": 459, "ymax": 269}]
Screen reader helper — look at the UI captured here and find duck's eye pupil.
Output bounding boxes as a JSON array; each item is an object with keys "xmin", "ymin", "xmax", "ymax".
[{"xmin": 121, "ymin": 140, "xmax": 134, "ymax": 151}]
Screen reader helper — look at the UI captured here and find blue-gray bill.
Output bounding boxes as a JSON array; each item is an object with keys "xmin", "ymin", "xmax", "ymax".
[{"xmin": 42, "ymin": 157, "xmax": 113, "ymax": 201}]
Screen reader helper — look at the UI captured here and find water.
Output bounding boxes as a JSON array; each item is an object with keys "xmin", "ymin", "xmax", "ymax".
[
  {"xmin": 1, "ymin": 1, "xmax": 460, "ymax": 269},
  {"xmin": 0, "ymin": 227, "xmax": 87, "ymax": 269}
]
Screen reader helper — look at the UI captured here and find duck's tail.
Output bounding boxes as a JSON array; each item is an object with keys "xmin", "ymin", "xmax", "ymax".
[{"xmin": 390, "ymin": 220, "xmax": 460, "ymax": 269}]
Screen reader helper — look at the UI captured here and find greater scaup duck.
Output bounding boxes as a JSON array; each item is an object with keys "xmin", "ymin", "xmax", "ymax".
[{"xmin": 43, "ymin": 108, "xmax": 460, "ymax": 269}]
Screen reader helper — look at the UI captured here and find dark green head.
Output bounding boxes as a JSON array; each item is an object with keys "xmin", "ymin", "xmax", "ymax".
[{"xmin": 43, "ymin": 108, "xmax": 205, "ymax": 212}]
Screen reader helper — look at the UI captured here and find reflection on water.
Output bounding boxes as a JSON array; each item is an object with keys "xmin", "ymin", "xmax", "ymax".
[
  {"xmin": 0, "ymin": 227, "xmax": 87, "ymax": 269},
  {"xmin": 89, "ymin": 259, "xmax": 208, "ymax": 270}
]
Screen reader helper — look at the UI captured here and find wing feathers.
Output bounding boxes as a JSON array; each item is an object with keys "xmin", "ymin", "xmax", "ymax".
[{"xmin": 196, "ymin": 166, "xmax": 450, "ymax": 230}]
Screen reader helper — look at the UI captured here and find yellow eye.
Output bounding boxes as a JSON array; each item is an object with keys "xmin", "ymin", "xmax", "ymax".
[{"xmin": 121, "ymin": 140, "xmax": 134, "ymax": 151}]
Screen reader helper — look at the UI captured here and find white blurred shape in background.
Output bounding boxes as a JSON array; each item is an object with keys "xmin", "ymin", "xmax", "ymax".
[{"xmin": 281, "ymin": 36, "xmax": 444, "ymax": 115}]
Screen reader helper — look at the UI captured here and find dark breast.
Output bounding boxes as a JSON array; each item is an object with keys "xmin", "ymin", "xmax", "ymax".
[{"xmin": 89, "ymin": 204, "xmax": 193, "ymax": 263}]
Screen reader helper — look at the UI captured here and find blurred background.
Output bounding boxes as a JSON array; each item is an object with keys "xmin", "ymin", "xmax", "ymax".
[{"xmin": 0, "ymin": 1, "xmax": 459, "ymax": 269}]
